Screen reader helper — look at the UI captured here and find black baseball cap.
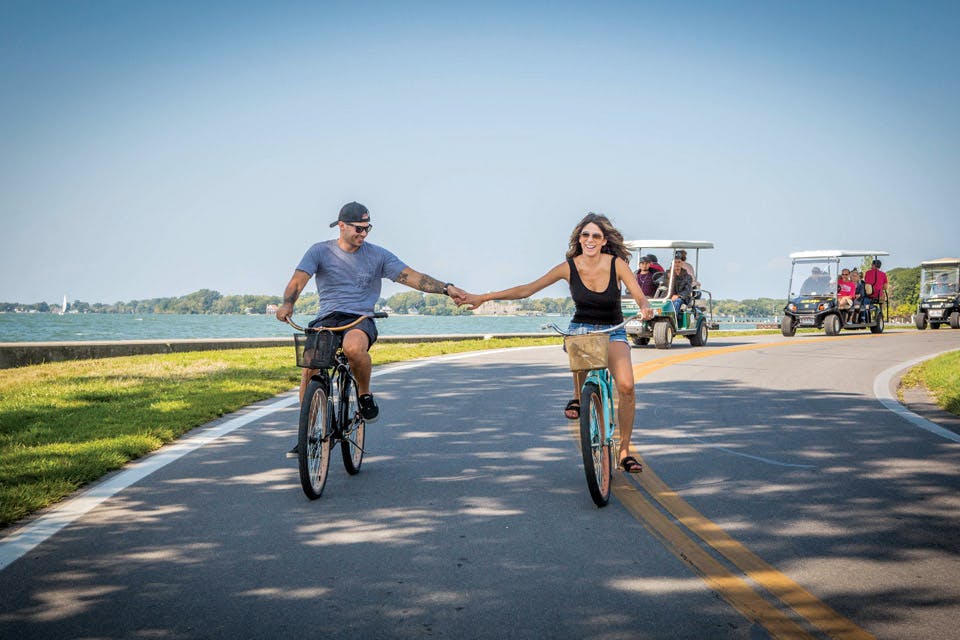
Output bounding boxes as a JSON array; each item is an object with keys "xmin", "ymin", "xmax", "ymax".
[
  {"xmin": 642, "ymin": 254, "xmax": 658, "ymax": 263},
  {"xmin": 330, "ymin": 201, "xmax": 370, "ymax": 228}
]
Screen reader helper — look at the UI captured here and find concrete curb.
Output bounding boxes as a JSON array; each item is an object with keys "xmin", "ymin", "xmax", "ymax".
[
  {"xmin": 0, "ymin": 333, "xmax": 551, "ymax": 369},
  {"xmin": 873, "ymin": 351, "xmax": 960, "ymax": 444}
]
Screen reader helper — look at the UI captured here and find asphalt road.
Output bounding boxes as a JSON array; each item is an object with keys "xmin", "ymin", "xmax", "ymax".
[{"xmin": 1, "ymin": 329, "xmax": 959, "ymax": 639}]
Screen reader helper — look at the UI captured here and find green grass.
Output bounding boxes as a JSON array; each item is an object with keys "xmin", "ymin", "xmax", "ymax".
[
  {"xmin": 0, "ymin": 337, "xmax": 560, "ymax": 528},
  {"xmin": 899, "ymin": 350, "xmax": 960, "ymax": 417}
]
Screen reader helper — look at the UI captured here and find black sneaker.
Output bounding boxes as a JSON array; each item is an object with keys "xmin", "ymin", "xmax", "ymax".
[
  {"xmin": 285, "ymin": 444, "xmax": 299, "ymax": 459},
  {"xmin": 358, "ymin": 394, "xmax": 379, "ymax": 423}
]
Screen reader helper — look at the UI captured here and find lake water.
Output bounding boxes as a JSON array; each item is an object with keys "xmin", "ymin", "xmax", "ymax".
[{"xmin": 0, "ymin": 313, "xmax": 767, "ymax": 343}]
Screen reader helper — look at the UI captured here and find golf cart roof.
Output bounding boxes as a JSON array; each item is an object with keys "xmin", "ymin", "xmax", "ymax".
[
  {"xmin": 789, "ymin": 250, "xmax": 889, "ymax": 259},
  {"xmin": 920, "ymin": 257, "xmax": 960, "ymax": 268},
  {"xmin": 626, "ymin": 240, "xmax": 714, "ymax": 250}
]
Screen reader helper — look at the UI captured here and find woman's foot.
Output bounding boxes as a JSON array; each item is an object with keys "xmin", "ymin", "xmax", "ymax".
[
  {"xmin": 564, "ymin": 399, "xmax": 580, "ymax": 420},
  {"xmin": 619, "ymin": 455, "xmax": 643, "ymax": 473}
]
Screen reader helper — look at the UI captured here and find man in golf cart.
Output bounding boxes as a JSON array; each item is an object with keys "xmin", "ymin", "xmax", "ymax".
[
  {"xmin": 800, "ymin": 267, "xmax": 831, "ymax": 295},
  {"xmin": 933, "ymin": 273, "xmax": 956, "ymax": 295},
  {"xmin": 664, "ymin": 251, "xmax": 694, "ymax": 314}
]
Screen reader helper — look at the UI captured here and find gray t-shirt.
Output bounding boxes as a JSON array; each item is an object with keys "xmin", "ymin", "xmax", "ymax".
[{"xmin": 296, "ymin": 240, "xmax": 408, "ymax": 318}]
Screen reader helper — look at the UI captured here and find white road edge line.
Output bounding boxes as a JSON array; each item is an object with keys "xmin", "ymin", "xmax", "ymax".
[
  {"xmin": 873, "ymin": 349, "xmax": 960, "ymax": 445},
  {"xmin": 0, "ymin": 345, "xmax": 554, "ymax": 571}
]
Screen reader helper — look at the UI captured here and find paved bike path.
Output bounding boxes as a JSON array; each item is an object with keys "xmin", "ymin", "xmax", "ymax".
[{"xmin": 0, "ymin": 346, "xmax": 753, "ymax": 640}]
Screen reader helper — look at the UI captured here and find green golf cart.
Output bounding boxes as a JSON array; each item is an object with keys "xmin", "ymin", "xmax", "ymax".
[{"xmin": 621, "ymin": 240, "xmax": 717, "ymax": 349}]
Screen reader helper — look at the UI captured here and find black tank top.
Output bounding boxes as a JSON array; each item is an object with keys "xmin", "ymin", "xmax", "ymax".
[{"xmin": 568, "ymin": 256, "xmax": 624, "ymax": 325}]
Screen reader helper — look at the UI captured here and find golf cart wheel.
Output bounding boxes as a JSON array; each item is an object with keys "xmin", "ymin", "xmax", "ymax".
[
  {"xmin": 780, "ymin": 315, "xmax": 796, "ymax": 337},
  {"xmin": 870, "ymin": 311, "xmax": 884, "ymax": 334},
  {"xmin": 950, "ymin": 312, "xmax": 960, "ymax": 329},
  {"xmin": 914, "ymin": 312, "xmax": 927, "ymax": 330},
  {"xmin": 689, "ymin": 319, "xmax": 708, "ymax": 347},
  {"xmin": 630, "ymin": 336, "xmax": 650, "ymax": 347},
  {"xmin": 824, "ymin": 314, "xmax": 841, "ymax": 336},
  {"xmin": 653, "ymin": 321, "xmax": 673, "ymax": 349}
]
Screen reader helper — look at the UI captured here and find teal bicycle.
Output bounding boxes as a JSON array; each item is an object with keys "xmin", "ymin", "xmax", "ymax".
[{"xmin": 549, "ymin": 321, "xmax": 627, "ymax": 507}]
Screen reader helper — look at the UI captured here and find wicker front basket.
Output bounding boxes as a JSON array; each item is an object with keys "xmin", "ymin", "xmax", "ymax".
[{"xmin": 564, "ymin": 333, "xmax": 608, "ymax": 371}]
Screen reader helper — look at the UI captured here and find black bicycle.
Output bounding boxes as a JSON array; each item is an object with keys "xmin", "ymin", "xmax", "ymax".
[{"xmin": 287, "ymin": 313, "xmax": 387, "ymax": 499}]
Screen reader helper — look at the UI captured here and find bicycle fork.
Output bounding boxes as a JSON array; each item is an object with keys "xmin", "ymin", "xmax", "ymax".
[{"xmin": 585, "ymin": 368, "xmax": 617, "ymax": 453}]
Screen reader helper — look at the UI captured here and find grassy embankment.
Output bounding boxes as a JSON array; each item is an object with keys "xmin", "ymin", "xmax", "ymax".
[
  {"xmin": 0, "ymin": 336, "xmax": 558, "ymax": 528},
  {"xmin": 899, "ymin": 349, "xmax": 960, "ymax": 417}
]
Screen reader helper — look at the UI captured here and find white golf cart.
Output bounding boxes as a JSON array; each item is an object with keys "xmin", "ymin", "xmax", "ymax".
[
  {"xmin": 915, "ymin": 257, "xmax": 960, "ymax": 330},
  {"xmin": 781, "ymin": 250, "xmax": 888, "ymax": 337},
  {"xmin": 621, "ymin": 240, "xmax": 717, "ymax": 349}
]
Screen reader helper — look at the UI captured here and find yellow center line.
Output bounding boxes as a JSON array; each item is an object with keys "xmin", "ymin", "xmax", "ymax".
[
  {"xmin": 614, "ymin": 475, "xmax": 817, "ymax": 640},
  {"xmin": 615, "ymin": 334, "xmax": 881, "ymax": 639}
]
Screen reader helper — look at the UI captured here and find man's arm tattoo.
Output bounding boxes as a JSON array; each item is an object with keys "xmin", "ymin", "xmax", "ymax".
[
  {"xmin": 399, "ymin": 271, "xmax": 446, "ymax": 294},
  {"xmin": 416, "ymin": 273, "xmax": 447, "ymax": 294}
]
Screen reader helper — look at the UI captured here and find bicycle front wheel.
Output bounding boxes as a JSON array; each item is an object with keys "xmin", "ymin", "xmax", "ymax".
[
  {"xmin": 579, "ymin": 382, "xmax": 612, "ymax": 507},
  {"xmin": 336, "ymin": 372, "xmax": 365, "ymax": 475},
  {"xmin": 299, "ymin": 378, "xmax": 332, "ymax": 500}
]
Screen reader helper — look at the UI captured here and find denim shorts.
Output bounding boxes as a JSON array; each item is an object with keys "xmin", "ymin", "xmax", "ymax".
[{"xmin": 566, "ymin": 321, "xmax": 628, "ymax": 345}]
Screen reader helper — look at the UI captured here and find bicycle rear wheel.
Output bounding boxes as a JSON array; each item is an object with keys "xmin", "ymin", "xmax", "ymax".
[
  {"xmin": 579, "ymin": 381, "xmax": 612, "ymax": 507},
  {"xmin": 336, "ymin": 373, "xmax": 365, "ymax": 475},
  {"xmin": 299, "ymin": 378, "xmax": 332, "ymax": 499}
]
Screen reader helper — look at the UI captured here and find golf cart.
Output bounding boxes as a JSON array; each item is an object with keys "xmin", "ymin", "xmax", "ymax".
[
  {"xmin": 621, "ymin": 240, "xmax": 717, "ymax": 349},
  {"xmin": 781, "ymin": 250, "xmax": 888, "ymax": 337},
  {"xmin": 915, "ymin": 257, "xmax": 960, "ymax": 330}
]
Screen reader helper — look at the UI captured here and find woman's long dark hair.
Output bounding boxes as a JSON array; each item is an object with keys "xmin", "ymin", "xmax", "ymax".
[{"xmin": 565, "ymin": 212, "xmax": 631, "ymax": 262}]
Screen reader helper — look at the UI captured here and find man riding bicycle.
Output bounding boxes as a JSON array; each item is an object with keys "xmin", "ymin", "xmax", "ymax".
[{"xmin": 276, "ymin": 201, "xmax": 465, "ymax": 455}]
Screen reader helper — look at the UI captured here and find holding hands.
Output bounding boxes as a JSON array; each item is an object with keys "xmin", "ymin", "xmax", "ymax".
[{"xmin": 452, "ymin": 290, "xmax": 485, "ymax": 310}]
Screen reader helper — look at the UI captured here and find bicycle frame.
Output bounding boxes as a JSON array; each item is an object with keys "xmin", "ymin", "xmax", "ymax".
[
  {"xmin": 583, "ymin": 366, "xmax": 616, "ymax": 448},
  {"xmin": 314, "ymin": 354, "xmax": 363, "ymax": 447}
]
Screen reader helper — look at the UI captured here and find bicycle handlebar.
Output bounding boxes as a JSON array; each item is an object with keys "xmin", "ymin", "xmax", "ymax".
[
  {"xmin": 542, "ymin": 319, "xmax": 629, "ymax": 337},
  {"xmin": 285, "ymin": 312, "xmax": 389, "ymax": 333}
]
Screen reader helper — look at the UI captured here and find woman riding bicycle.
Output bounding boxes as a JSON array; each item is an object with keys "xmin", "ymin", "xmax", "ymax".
[{"xmin": 457, "ymin": 213, "xmax": 654, "ymax": 473}]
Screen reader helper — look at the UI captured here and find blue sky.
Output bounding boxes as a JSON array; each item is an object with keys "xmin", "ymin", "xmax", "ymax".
[{"xmin": 2, "ymin": 0, "xmax": 958, "ymax": 304}]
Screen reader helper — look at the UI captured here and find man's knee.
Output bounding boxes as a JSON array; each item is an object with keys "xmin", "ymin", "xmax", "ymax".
[{"xmin": 342, "ymin": 333, "xmax": 371, "ymax": 365}]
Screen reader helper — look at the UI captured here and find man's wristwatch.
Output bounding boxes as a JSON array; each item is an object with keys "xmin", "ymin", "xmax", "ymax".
[{"xmin": 443, "ymin": 283, "xmax": 454, "ymax": 296}]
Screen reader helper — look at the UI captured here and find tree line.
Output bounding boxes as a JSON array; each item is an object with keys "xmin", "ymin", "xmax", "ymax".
[{"xmin": 0, "ymin": 266, "xmax": 927, "ymax": 318}]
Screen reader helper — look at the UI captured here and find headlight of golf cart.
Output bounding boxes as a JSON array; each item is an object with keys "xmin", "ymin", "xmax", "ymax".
[
  {"xmin": 817, "ymin": 303, "xmax": 827, "ymax": 311},
  {"xmin": 788, "ymin": 303, "xmax": 797, "ymax": 312}
]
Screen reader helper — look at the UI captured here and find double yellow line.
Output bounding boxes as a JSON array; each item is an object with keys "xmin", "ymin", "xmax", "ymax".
[{"xmin": 616, "ymin": 337, "xmax": 880, "ymax": 639}]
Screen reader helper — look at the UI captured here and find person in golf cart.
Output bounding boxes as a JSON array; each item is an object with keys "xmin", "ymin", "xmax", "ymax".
[
  {"xmin": 635, "ymin": 255, "xmax": 660, "ymax": 297},
  {"xmin": 837, "ymin": 269, "xmax": 856, "ymax": 316},
  {"xmin": 933, "ymin": 273, "xmax": 956, "ymax": 295},
  {"xmin": 664, "ymin": 251, "xmax": 694, "ymax": 314},
  {"xmin": 849, "ymin": 269, "xmax": 870, "ymax": 322},
  {"xmin": 800, "ymin": 267, "xmax": 831, "ymax": 295}
]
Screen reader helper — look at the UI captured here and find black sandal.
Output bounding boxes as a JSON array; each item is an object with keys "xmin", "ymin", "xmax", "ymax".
[
  {"xmin": 564, "ymin": 399, "xmax": 580, "ymax": 420},
  {"xmin": 619, "ymin": 456, "xmax": 643, "ymax": 473}
]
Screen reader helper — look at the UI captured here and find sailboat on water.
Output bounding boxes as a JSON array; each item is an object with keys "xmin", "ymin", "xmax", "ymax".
[{"xmin": 60, "ymin": 295, "xmax": 68, "ymax": 315}]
